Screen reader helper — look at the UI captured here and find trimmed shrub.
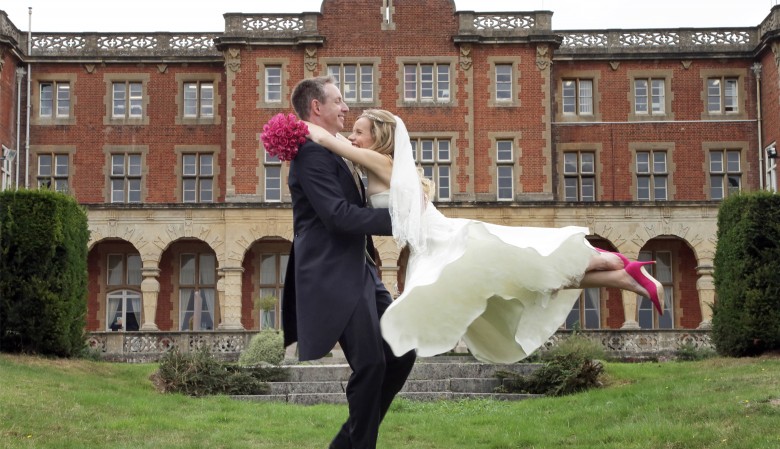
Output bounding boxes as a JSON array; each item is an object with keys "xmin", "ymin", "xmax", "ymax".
[
  {"xmin": 239, "ymin": 329, "xmax": 285, "ymax": 367},
  {"xmin": 712, "ymin": 191, "xmax": 780, "ymax": 357},
  {"xmin": 0, "ymin": 189, "xmax": 89, "ymax": 357},
  {"xmin": 495, "ymin": 334, "xmax": 604, "ymax": 397},
  {"xmin": 150, "ymin": 347, "xmax": 286, "ymax": 396}
]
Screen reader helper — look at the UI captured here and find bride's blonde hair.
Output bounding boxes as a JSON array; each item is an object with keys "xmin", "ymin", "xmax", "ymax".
[
  {"xmin": 360, "ymin": 108, "xmax": 435, "ymax": 198},
  {"xmin": 359, "ymin": 109, "xmax": 396, "ymax": 156}
]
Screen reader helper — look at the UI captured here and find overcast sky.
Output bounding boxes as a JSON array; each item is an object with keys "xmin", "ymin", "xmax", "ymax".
[{"xmin": 0, "ymin": 0, "xmax": 777, "ymax": 32}]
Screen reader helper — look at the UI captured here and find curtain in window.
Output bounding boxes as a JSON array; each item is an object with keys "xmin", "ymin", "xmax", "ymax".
[
  {"xmin": 181, "ymin": 288, "xmax": 195, "ymax": 331},
  {"xmin": 107, "ymin": 294, "xmax": 123, "ymax": 330},
  {"xmin": 127, "ymin": 294, "xmax": 141, "ymax": 331},
  {"xmin": 200, "ymin": 289, "xmax": 215, "ymax": 330}
]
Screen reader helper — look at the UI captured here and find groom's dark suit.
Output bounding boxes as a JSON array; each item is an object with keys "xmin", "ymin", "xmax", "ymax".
[{"xmin": 282, "ymin": 138, "xmax": 416, "ymax": 448}]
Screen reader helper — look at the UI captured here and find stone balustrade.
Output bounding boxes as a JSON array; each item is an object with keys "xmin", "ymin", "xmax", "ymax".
[
  {"xmin": 88, "ymin": 329, "xmax": 713, "ymax": 363},
  {"xmin": 3, "ymin": 7, "xmax": 780, "ymax": 59}
]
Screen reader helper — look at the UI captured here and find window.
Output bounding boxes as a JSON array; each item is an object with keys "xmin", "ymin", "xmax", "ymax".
[
  {"xmin": 563, "ymin": 152, "xmax": 595, "ymax": 201},
  {"xmin": 565, "ymin": 288, "xmax": 601, "ymax": 330},
  {"xmin": 265, "ymin": 67, "xmax": 282, "ymax": 103},
  {"xmin": 37, "ymin": 153, "xmax": 69, "ymax": 193},
  {"xmin": 264, "ymin": 152, "xmax": 282, "ymax": 202},
  {"xmin": 638, "ymin": 251, "xmax": 673, "ymax": 329},
  {"xmin": 258, "ymin": 252, "xmax": 289, "ymax": 330},
  {"xmin": 327, "ymin": 64, "xmax": 374, "ymax": 103},
  {"xmin": 496, "ymin": 140, "xmax": 514, "ymax": 201},
  {"xmin": 107, "ymin": 253, "xmax": 142, "ymax": 286},
  {"xmin": 179, "ymin": 253, "xmax": 217, "ymax": 331},
  {"xmin": 404, "ymin": 63, "xmax": 450, "ymax": 103},
  {"xmin": 182, "ymin": 153, "xmax": 213, "ymax": 203},
  {"xmin": 710, "ymin": 149, "xmax": 741, "ymax": 200},
  {"xmin": 106, "ymin": 253, "xmax": 142, "ymax": 332},
  {"xmin": 112, "ymin": 81, "xmax": 143, "ymax": 118},
  {"xmin": 40, "ymin": 82, "xmax": 70, "ymax": 118},
  {"xmin": 183, "ymin": 81, "xmax": 214, "ymax": 118},
  {"xmin": 411, "ymin": 138, "xmax": 451, "ymax": 200},
  {"xmin": 495, "ymin": 64, "xmax": 513, "ymax": 102},
  {"xmin": 110, "ymin": 153, "xmax": 142, "ymax": 203},
  {"xmin": 636, "ymin": 151, "xmax": 667, "ymax": 201},
  {"xmin": 707, "ymin": 77, "xmax": 738, "ymax": 114},
  {"xmin": 562, "ymin": 79, "xmax": 593, "ymax": 115},
  {"xmin": 634, "ymin": 78, "xmax": 665, "ymax": 115}
]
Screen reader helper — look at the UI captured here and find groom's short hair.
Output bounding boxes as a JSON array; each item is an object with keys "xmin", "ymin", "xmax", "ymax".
[{"xmin": 291, "ymin": 76, "xmax": 336, "ymax": 120}]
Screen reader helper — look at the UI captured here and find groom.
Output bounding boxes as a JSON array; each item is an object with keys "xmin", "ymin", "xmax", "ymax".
[{"xmin": 282, "ymin": 76, "xmax": 416, "ymax": 449}]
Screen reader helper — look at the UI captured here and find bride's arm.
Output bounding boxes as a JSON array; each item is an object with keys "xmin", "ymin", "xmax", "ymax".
[{"xmin": 306, "ymin": 122, "xmax": 392, "ymax": 184}]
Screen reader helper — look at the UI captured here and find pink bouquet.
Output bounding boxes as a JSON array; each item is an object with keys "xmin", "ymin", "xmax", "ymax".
[{"xmin": 260, "ymin": 113, "xmax": 309, "ymax": 161}]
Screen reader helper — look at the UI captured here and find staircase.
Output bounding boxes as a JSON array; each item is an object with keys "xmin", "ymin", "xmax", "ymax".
[{"xmin": 232, "ymin": 356, "xmax": 543, "ymax": 405}]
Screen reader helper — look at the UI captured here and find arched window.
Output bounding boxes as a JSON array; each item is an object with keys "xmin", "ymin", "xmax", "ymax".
[
  {"xmin": 638, "ymin": 251, "xmax": 674, "ymax": 329},
  {"xmin": 179, "ymin": 253, "xmax": 217, "ymax": 331},
  {"xmin": 107, "ymin": 290, "xmax": 141, "ymax": 331},
  {"xmin": 258, "ymin": 252, "xmax": 289, "ymax": 330},
  {"xmin": 565, "ymin": 288, "xmax": 601, "ymax": 330}
]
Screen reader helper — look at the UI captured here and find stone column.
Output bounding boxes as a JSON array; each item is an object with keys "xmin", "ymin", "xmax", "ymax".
[
  {"xmin": 140, "ymin": 267, "xmax": 160, "ymax": 331},
  {"xmin": 696, "ymin": 265, "xmax": 715, "ymax": 329},
  {"xmin": 217, "ymin": 266, "xmax": 245, "ymax": 330},
  {"xmin": 620, "ymin": 289, "xmax": 641, "ymax": 329}
]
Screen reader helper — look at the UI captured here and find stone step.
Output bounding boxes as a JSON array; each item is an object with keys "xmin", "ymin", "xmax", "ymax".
[
  {"xmin": 281, "ymin": 361, "xmax": 539, "ymax": 383},
  {"xmin": 233, "ymin": 391, "xmax": 542, "ymax": 405},
  {"xmin": 266, "ymin": 377, "xmax": 512, "ymax": 395},
  {"xmin": 234, "ymin": 360, "xmax": 543, "ymax": 404}
]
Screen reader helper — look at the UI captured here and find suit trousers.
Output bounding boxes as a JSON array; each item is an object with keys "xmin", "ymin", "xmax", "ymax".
[{"xmin": 330, "ymin": 263, "xmax": 417, "ymax": 449}]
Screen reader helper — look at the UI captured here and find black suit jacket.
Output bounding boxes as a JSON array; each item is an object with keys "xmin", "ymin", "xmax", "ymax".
[{"xmin": 282, "ymin": 139, "xmax": 392, "ymax": 361}]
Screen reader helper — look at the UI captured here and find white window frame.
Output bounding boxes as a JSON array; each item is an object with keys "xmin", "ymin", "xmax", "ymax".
[
  {"xmin": 634, "ymin": 78, "xmax": 665, "ymax": 115},
  {"xmin": 112, "ymin": 81, "xmax": 143, "ymax": 118},
  {"xmin": 265, "ymin": 67, "xmax": 282, "ymax": 103},
  {"xmin": 562, "ymin": 79, "xmax": 593, "ymax": 115},
  {"xmin": 709, "ymin": 149, "xmax": 741, "ymax": 200},
  {"xmin": 264, "ymin": 152, "xmax": 282, "ymax": 202},
  {"xmin": 110, "ymin": 153, "xmax": 142, "ymax": 203},
  {"xmin": 636, "ymin": 150, "xmax": 668, "ymax": 201},
  {"xmin": 37, "ymin": 153, "xmax": 70, "ymax": 193},
  {"xmin": 182, "ymin": 153, "xmax": 214, "ymax": 203},
  {"xmin": 495, "ymin": 64, "xmax": 513, "ymax": 102},
  {"xmin": 327, "ymin": 64, "xmax": 374, "ymax": 103},
  {"xmin": 707, "ymin": 77, "xmax": 738, "ymax": 114},
  {"xmin": 40, "ymin": 81, "xmax": 70, "ymax": 118},
  {"xmin": 412, "ymin": 138, "xmax": 451, "ymax": 200},
  {"xmin": 563, "ymin": 151, "xmax": 596, "ymax": 202},
  {"xmin": 404, "ymin": 63, "xmax": 451, "ymax": 103},
  {"xmin": 183, "ymin": 81, "xmax": 214, "ymax": 118},
  {"xmin": 496, "ymin": 140, "xmax": 514, "ymax": 201}
]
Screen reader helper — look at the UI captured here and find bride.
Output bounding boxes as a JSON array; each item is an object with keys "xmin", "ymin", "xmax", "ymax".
[{"xmin": 306, "ymin": 109, "xmax": 664, "ymax": 364}]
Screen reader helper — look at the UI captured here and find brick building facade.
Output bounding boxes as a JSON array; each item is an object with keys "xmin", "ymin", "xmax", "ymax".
[{"xmin": 2, "ymin": 0, "xmax": 778, "ymax": 358}]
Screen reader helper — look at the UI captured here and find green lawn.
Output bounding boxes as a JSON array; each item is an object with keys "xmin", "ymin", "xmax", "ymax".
[{"xmin": 1, "ymin": 353, "xmax": 779, "ymax": 449}]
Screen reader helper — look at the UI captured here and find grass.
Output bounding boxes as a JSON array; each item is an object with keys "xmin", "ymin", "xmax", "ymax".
[{"xmin": 1, "ymin": 354, "xmax": 779, "ymax": 449}]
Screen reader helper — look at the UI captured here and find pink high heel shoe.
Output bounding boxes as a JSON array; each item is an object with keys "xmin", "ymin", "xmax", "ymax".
[
  {"xmin": 625, "ymin": 261, "xmax": 664, "ymax": 315},
  {"xmin": 595, "ymin": 247, "xmax": 630, "ymax": 268}
]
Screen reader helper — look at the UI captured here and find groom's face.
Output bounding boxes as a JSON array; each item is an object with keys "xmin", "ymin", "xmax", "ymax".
[{"xmin": 314, "ymin": 83, "xmax": 349, "ymax": 134}]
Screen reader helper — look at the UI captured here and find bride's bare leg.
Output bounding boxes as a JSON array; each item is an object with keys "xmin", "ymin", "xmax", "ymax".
[
  {"xmin": 574, "ymin": 269, "xmax": 649, "ymax": 297},
  {"xmin": 585, "ymin": 252, "xmax": 625, "ymax": 271}
]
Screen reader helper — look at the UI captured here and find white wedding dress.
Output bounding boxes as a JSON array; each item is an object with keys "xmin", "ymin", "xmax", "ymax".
[{"xmin": 370, "ymin": 191, "xmax": 595, "ymax": 364}]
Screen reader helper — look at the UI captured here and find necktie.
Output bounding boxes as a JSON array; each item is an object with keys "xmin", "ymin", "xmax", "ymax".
[{"xmin": 343, "ymin": 158, "xmax": 364, "ymax": 199}]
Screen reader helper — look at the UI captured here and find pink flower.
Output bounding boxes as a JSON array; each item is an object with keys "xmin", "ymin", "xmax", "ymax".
[{"xmin": 260, "ymin": 113, "xmax": 309, "ymax": 162}]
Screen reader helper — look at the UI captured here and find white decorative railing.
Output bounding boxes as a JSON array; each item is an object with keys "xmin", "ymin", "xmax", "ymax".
[
  {"xmin": 558, "ymin": 28, "xmax": 757, "ymax": 55},
  {"xmin": 2, "ymin": 9, "xmax": 779, "ymax": 58},
  {"xmin": 88, "ymin": 329, "xmax": 713, "ymax": 362}
]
